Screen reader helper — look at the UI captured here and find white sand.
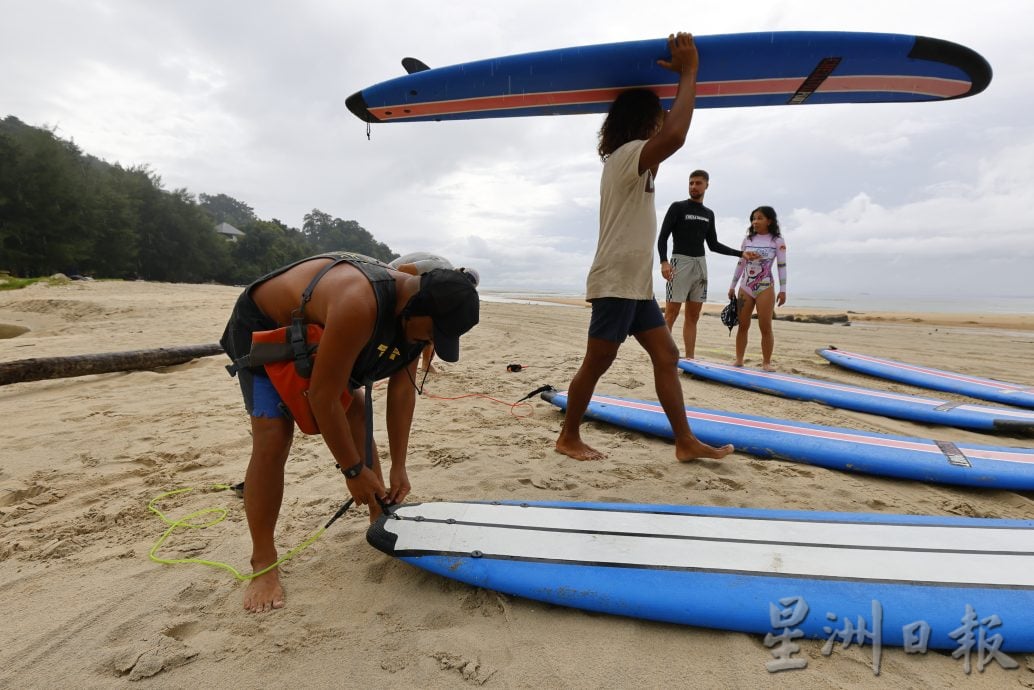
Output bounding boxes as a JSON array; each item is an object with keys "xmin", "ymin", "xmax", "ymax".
[{"xmin": 1, "ymin": 279, "xmax": 1031, "ymax": 686}]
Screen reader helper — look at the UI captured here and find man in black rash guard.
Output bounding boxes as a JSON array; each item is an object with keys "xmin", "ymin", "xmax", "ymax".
[{"xmin": 657, "ymin": 170, "xmax": 753, "ymax": 358}]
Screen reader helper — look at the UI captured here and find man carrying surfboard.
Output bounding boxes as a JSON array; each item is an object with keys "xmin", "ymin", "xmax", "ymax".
[
  {"xmin": 555, "ymin": 32, "xmax": 734, "ymax": 463},
  {"xmin": 658, "ymin": 170, "xmax": 755, "ymax": 358}
]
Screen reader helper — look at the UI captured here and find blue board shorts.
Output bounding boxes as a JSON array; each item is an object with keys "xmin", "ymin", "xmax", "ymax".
[
  {"xmin": 220, "ymin": 290, "xmax": 288, "ymax": 419},
  {"xmin": 588, "ymin": 298, "xmax": 665, "ymax": 343}
]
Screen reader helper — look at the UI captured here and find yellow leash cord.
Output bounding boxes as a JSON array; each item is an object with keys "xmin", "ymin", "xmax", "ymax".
[{"xmin": 147, "ymin": 484, "xmax": 341, "ymax": 580}]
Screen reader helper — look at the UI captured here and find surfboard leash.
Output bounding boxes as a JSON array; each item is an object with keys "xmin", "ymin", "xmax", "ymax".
[
  {"xmin": 417, "ymin": 386, "xmax": 546, "ymax": 419},
  {"xmin": 147, "ymin": 484, "xmax": 362, "ymax": 581},
  {"xmin": 516, "ymin": 385, "xmax": 555, "ymax": 403}
]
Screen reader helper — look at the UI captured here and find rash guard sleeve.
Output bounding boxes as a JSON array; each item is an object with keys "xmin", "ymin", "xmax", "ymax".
[
  {"xmin": 777, "ymin": 238, "xmax": 787, "ymax": 290},
  {"xmin": 729, "ymin": 237, "xmax": 747, "ymax": 291},
  {"xmin": 657, "ymin": 203, "xmax": 678, "ymax": 263}
]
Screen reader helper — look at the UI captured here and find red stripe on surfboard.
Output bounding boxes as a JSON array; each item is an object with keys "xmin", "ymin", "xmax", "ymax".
[
  {"xmin": 682, "ymin": 360, "xmax": 1034, "ymax": 420},
  {"xmin": 822, "ymin": 75, "xmax": 968, "ymax": 97},
  {"xmin": 368, "ymin": 75, "xmax": 970, "ymax": 120},
  {"xmin": 829, "ymin": 350, "xmax": 1034, "ymax": 394},
  {"xmin": 562, "ymin": 392, "xmax": 1034, "ymax": 465},
  {"xmin": 370, "ymin": 85, "xmax": 657, "ymax": 120}
]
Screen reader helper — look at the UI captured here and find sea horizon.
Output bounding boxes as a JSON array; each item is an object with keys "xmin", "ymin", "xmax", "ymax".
[{"xmin": 481, "ymin": 290, "xmax": 1034, "ymax": 315}]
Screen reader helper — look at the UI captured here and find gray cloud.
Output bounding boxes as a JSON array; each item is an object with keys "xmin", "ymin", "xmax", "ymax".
[{"xmin": 3, "ymin": 0, "xmax": 1030, "ymax": 302}]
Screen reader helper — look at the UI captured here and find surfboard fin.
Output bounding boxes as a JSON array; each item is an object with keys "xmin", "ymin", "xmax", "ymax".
[{"xmin": 402, "ymin": 57, "xmax": 431, "ymax": 74}]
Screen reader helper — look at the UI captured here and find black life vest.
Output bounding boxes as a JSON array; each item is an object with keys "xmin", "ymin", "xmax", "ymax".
[{"xmin": 227, "ymin": 252, "xmax": 422, "ymax": 434}]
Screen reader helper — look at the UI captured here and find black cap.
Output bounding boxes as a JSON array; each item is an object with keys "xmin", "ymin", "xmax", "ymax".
[{"xmin": 415, "ymin": 268, "xmax": 479, "ymax": 362}]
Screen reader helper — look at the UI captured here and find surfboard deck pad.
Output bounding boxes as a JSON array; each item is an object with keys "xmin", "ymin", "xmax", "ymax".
[{"xmin": 369, "ymin": 500, "xmax": 1034, "ymax": 651}]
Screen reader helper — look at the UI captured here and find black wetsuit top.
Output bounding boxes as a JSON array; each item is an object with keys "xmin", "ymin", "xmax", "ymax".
[{"xmin": 657, "ymin": 200, "xmax": 742, "ymax": 262}]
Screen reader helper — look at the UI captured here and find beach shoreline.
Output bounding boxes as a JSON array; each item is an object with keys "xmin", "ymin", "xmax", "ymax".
[
  {"xmin": 504, "ymin": 294, "xmax": 1034, "ymax": 332},
  {"xmin": 1, "ymin": 279, "xmax": 1031, "ymax": 687}
]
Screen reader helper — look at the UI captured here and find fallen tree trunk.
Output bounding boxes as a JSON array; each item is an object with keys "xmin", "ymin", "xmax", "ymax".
[{"xmin": 0, "ymin": 344, "xmax": 225, "ymax": 386}]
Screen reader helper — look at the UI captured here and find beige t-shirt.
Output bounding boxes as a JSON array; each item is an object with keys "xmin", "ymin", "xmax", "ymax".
[{"xmin": 585, "ymin": 139, "xmax": 657, "ymax": 300}]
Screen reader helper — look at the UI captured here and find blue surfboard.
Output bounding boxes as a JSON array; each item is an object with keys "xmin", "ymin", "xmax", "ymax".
[
  {"xmin": 818, "ymin": 348, "xmax": 1034, "ymax": 410},
  {"xmin": 678, "ymin": 358, "xmax": 1034, "ymax": 435},
  {"xmin": 368, "ymin": 500, "xmax": 1034, "ymax": 651},
  {"xmin": 347, "ymin": 31, "xmax": 991, "ymax": 123},
  {"xmin": 540, "ymin": 390, "xmax": 1034, "ymax": 490}
]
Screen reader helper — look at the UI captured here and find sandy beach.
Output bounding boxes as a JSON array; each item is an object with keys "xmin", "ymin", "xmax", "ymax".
[{"xmin": 1, "ymin": 279, "xmax": 1032, "ymax": 688}]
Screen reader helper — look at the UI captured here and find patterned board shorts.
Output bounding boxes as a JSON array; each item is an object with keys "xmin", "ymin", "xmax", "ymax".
[{"xmin": 666, "ymin": 254, "xmax": 708, "ymax": 303}]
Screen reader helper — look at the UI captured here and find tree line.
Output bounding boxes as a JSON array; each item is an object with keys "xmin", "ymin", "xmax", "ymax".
[{"xmin": 0, "ymin": 115, "xmax": 397, "ymax": 284}]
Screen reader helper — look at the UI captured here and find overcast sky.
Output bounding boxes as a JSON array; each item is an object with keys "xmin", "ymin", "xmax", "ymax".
[{"xmin": 3, "ymin": 0, "xmax": 1032, "ymax": 302}]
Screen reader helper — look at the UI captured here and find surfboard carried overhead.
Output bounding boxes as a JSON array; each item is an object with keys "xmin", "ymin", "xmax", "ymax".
[
  {"xmin": 346, "ymin": 31, "xmax": 991, "ymax": 123},
  {"xmin": 540, "ymin": 390, "xmax": 1034, "ymax": 490},
  {"xmin": 678, "ymin": 358, "xmax": 1034, "ymax": 435},
  {"xmin": 368, "ymin": 500, "xmax": 1034, "ymax": 651},
  {"xmin": 818, "ymin": 348, "xmax": 1034, "ymax": 410}
]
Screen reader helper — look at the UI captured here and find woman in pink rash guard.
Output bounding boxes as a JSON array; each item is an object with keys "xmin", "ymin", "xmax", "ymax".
[{"xmin": 727, "ymin": 206, "xmax": 787, "ymax": 371}]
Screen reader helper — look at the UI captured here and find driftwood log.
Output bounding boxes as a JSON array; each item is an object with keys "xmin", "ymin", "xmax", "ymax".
[{"xmin": 0, "ymin": 344, "xmax": 225, "ymax": 386}]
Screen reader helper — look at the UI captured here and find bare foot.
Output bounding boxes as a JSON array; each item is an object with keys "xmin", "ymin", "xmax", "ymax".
[
  {"xmin": 761, "ymin": 362, "xmax": 776, "ymax": 372},
  {"xmin": 676, "ymin": 440, "xmax": 735, "ymax": 462},
  {"xmin": 243, "ymin": 567, "xmax": 285, "ymax": 613},
  {"xmin": 555, "ymin": 437, "xmax": 606, "ymax": 461},
  {"xmin": 732, "ymin": 361, "xmax": 744, "ymax": 368}
]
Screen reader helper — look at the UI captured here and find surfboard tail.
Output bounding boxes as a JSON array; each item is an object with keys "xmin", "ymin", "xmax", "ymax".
[{"xmin": 367, "ymin": 514, "xmax": 400, "ymax": 554}]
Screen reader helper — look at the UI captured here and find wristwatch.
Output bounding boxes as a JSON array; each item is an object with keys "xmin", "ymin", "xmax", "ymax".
[{"xmin": 342, "ymin": 461, "xmax": 364, "ymax": 479}]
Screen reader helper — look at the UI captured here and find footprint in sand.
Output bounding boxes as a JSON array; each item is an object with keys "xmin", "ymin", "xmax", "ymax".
[
  {"xmin": 0, "ymin": 482, "xmax": 49, "ymax": 507},
  {"xmin": 460, "ymin": 588, "xmax": 510, "ymax": 619},
  {"xmin": 432, "ymin": 651, "xmax": 497, "ymax": 686},
  {"xmin": 111, "ymin": 634, "xmax": 199, "ymax": 681},
  {"xmin": 700, "ymin": 476, "xmax": 744, "ymax": 492},
  {"xmin": 429, "ymin": 448, "xmax": 472, "ymax": 468},
  {"xmin": 522, "ymin": 475, "xmax": 577, "ymax": 491},
  {"xmin": 610, "ymin": 465, "xmax": 663, "ymax": 481}
]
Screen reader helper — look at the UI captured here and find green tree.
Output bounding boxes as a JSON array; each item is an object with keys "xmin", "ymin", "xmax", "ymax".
[
  {"xmin": 227, "ymin": 220, "xmax": 304, "ymax": 283},
  {"xmin": 0, "ymin": 122, "xmax": 94, "ymax": 275},
  {"xmin": 302, "ymin": 208, "xmax": 395, "ymax": 262},
  {"xmin": 199, "ymin": 192, "xmax": 257, "ymax": 228},
  {"xmin": 0, "ymin": 117, "xmax": 399, "ymax": 282},
  {"xmin": 127, "ymin": 169, "xmax": 228, "ymax": 282},
  {"xmin": 77, "ymin": 160, "xmax": 139, "ymax": 277}
]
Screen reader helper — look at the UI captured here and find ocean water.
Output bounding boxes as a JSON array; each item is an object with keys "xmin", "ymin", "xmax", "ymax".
[
  {"xmin": 481, "ymin": 291, "xmax": 1034, "ymax": 315},
  {"xmin": 777, "ymin": 294, "xmax": 1034, "ymax": 315}
]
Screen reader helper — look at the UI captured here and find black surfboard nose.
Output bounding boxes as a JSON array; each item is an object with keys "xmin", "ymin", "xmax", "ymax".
[
  {"xmin": 910, "ymin": 36, "xmax": 993, "ymax": 98},
  {"xmin": 346, "ymin": 91, "xmax": 378, "ymax": 122}
]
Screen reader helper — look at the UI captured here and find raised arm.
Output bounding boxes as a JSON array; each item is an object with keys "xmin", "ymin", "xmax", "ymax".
[{"xmin": 638, "ymin": 32, "xmax": 699, "ymax": 175}]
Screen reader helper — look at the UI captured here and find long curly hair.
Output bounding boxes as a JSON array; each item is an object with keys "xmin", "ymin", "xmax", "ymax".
[
  {"xmin": 747, "ymin": 205, "xmax": 782, "ymax": 239},
  {"xmin": 597, "ymin": 89, "xmax": 663, "ymax": 161}
]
